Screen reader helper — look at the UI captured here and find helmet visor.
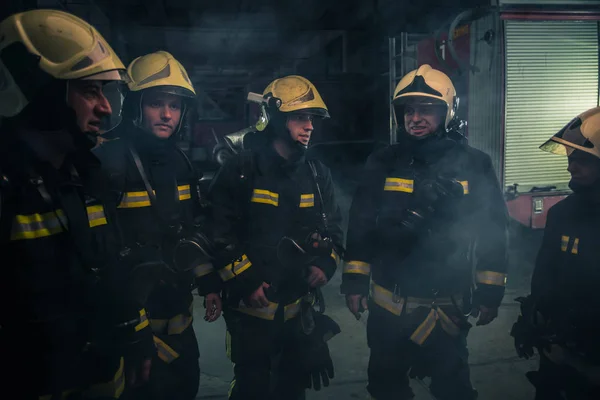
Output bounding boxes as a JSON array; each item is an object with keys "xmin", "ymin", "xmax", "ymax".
[
  {"xmin": 540, "ymin": 116, "xmax": 596, "ymax": 158},
  {"xmin": 98, "ymin": 80, "xmax": 127, "ymax": 133}
]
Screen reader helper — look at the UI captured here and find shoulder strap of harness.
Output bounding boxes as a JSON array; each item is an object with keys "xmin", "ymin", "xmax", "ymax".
[
  {"xmin": 0, "ymin": 169, "xmax": 14, "ymax": 244},
  {"xmin": 307, "ymin": 159, "xmax": 329, "ymax": 235}
]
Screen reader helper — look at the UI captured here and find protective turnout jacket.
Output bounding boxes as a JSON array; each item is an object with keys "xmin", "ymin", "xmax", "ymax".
[
  {"xmin": 531, "ymin": 192, "xmax": 600, "ymax": 363},
  {"xmin": 0, "ymin": 127, "xmax": 152, "ymax": 398},
  {"xmin": 207, "ymin": 144, "xmax": 343, "ymax": 321},
  {"xmin": 93, "ymin": 125, "xmax": 213, "ymax": 363},
  {"xmin": 342, "ymin": 137, "xmax": 509, "ymax": 343}
]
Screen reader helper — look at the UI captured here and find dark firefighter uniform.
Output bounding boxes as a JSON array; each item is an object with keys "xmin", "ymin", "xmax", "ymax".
[
  {"xmin": 208, "ymin": 76, "xmax": 343, "ymax": 400},
  {"xmin": 93, "ymin": 51, "xmax": 212, "ymax": 400},
  {"xmin": 512, "ymin": 107, "xmax": 600, "ymax": 399},
  {"xmin": 0, "ymin": 10, "xmax": 152, "ymax": 398},
  {"xmin": 342, "ymin": 65, "xmax": 509, "ymax": 400}
]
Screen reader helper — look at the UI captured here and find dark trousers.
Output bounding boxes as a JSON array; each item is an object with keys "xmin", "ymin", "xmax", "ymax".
[
  {"xmin": 130, "ymin": 325, "xmax": 200, "ymax": 400},
  {"xmin": 366, "ymin": 304, "xmax": 476, "ymax": 400},
  {"xmin": 530, "ymin": 352, "xmax": 600, "ymax": 400},
  {"xmin": 224, "ymin": 309, "xmax": 306, "ymax": 400}
]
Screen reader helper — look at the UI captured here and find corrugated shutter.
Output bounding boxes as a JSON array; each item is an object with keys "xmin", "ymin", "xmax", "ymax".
[{"xmin": 504, "ymin": 20, "xmax": 599, "ymax": 190}]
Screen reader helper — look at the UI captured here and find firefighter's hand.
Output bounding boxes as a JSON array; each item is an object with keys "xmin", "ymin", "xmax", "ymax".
[
  {"xmin": 126, "ymin": 358, "xmax": 152, "ymax": 387},
  {"xmin": 204, "ymin": 293, "xmax": 222, "ymax": 322},
  {"xmin": 476, "ymin": 305, "xmax": 499, "ymax": 326},
  {"xmin": 346, "ymin": 294, "xmax": 368, "ymax": 320},
  {"xmin": 307, "ymin": 266, "xmax": 328, "ymax": 288},
  {"xmin": 248, "ymin": 282, "xmax": 270, "ymax": 308}
]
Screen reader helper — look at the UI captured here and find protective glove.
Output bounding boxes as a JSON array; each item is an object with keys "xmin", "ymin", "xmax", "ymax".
[
  {"xmin": 285, "ymin": 313, "xmax": 341, "ymax": 391},
  {"xmin": 511, "ymin": 314, "xmax": 536, "ymax": 359}
]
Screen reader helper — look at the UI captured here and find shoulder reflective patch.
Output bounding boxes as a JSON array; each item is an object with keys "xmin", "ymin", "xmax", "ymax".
[
  {"xmin": 458, "ymin": 181, "xmax": 469, "ymax": 194},
  {"xmin": 384, "ymin": 178, "xmax": 414, "ymax": 193},
  {"xmin": 572, "ymin": 238, "xmax": 579, "ymax": 254},
  {"xmin": 178, "ymin": 184, "xmax": 191, "ymax": 201},
  {"xmin": 251, "ymin": 189, "xmax": 279, "ymax": 207},
  {"xmin": 300, "ymin": 193, "xmax": 315, "ymax": 208},
  {"xmin": 87, "ymin": 205, "xmax": 107, "ymax": 227},
  {"xmin": 10, "ymin": 210, "xmax": 67, "ymax": 240},
  {"xmin": 561, "ymin": 235, "xmax": 569, "ymax": 252},
  {"xmin": 118, "ymin": 190, "xmax": 152, "ymax": 208}
]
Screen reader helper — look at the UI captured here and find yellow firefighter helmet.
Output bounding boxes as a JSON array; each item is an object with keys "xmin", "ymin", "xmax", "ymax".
[
  {"xmin": 392, "ymin": 64, "xmax": 458, "ymax": 129},
  {"xmin": 540, "ymin": 107, "xmax": 600, "ymax": 160},
  {"xmin": 262, "ymin": 75, "xmax": 329, "ymax": 118},
  {"xmin": 127, "ymin": 51, "xmax": 196, "ymax": 97},
  {"xmin": 0, "ymin": 9, "xmax": 128, "ymax": 117}
]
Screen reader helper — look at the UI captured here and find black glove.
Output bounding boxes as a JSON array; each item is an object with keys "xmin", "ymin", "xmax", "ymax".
[
  {"xmin": 510, "ymin": 296, "xmax": 538, "ymax": 359},
  {"xmin": 285, "ymin": 313, "xmax": 341, "ymax": 391}
]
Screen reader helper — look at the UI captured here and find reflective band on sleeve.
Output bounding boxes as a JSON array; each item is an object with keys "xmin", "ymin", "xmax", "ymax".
[
  {"xmin": 561, "ymin": 235, "xmax": 569, "ymax": 252},
  {"xmin": 384, "ymin": 178, "xmax": 414, "ymax": 193},
  {"xmin": 476, "ymin": 271, "xmax": 507, "ymax": 287},
  {"xmin": 150, "ymin": 318, "xmax": 168, "ymax": 334},
  {"xmin": 10, "ymin": 210, "xmax": 67, "ymax": 240},
  {"xmin": 194, "ymin": 262, "xmax": 215, "ymax": 278},
  {"xmin": 251, "ymin": 189, "xmax": 279, "ymax": 207},
  {"xmin": 153, "ymin": 336, "xmax": 180, "ymax": 364},
  {"xmin": 135, "ymin": 309, "xmax": 149, "ymax": 332},
  {"xmin": 83, "ymin": 357, "xmax": 125, "ymax": 399},
  {"xmin": 299, "ymin": 193, "xmax": 315, "ymax": 208},
  {"xmin": 343, "ymin": 260, "xmax": 371, "ymax": 276},
  {"xmin": 218, "ymin": 254, "xmax": 252, "ymax": 282},
  {"xmin": 458, "ymin": 181, "xmax": 469, "ymax": 194},
  {"xmin": 284, "ymin": 298, "xmax": 302, "ymax": 321},
  {"xmin": 86, "ymin": 205, "xmax": 108, "ymax": 227},
  {"xmin": 178, "ymin": 184, "xmax": 191, "ymax": 201},
  {"xmin": 118, "ymin": 190, "xmax": 152, "ymax": 208}
]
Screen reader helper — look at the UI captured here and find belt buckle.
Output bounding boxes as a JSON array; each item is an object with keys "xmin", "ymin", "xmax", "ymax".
[{"xmin": 392, "ymin": 284, "xmax": 402, "ymax": 304}]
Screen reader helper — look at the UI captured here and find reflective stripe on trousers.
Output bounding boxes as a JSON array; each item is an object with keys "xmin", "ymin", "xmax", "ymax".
[{"xmin": 371, "ymin": 281, "xmax": 462, "ymax": 346}]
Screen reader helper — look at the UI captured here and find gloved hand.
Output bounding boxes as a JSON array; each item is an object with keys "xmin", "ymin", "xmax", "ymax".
[
  {"xmin": 511, "ymin": 314, "xmax": 536, "ymax": 359},
  {"xmin": 285, "ymin": 313, "xmax": 341, "ymax": 391}
]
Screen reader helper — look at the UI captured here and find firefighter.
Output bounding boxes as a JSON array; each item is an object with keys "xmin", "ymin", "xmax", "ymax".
[
  {"xmin": 0, "ymin": 9, "xmax": 154, "ymax": 399},
  {"xmin": 92, "ymin": 51, "xmax": 221, "ymax": 400},
  {"xmin": 342, "ymin": 64, "xmax": 509, "ymax": 400},
  {"xmin": 511, "ymin": 107, "xmax": 600, "ymax": 399},
  {"xmin": 207, "ymin": 75, "xmax": 344, "ymax": 400}
]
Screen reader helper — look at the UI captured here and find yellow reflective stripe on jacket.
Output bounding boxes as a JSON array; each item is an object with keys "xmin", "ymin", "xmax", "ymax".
[
  {"xmin": 178, "ymin": 184, "xmax": 191, "ymax": 200},
  {"xmin": 11, "ymin": 209, "xmax": 67, "ymax": 240},
  {"xmin": 233, "ymin": 297, "xmax": 304, "ymax": 321},
  {"xmin": 299, "ymin": 193, "xmax": 315, "ymax": 208},
  {"xmin": 572, "ymin": 238, "xmax": 579, "ymax": 254},
  {"xmin": 384, "ymin": 178, "xmax": 414, "ymax": 193},
  {"xmin": 167, "ymin": 313, "xmax": 193, "ymax": 335},
  {"xmin": 10, "ymin": 205, "xmax": 107, "ymax": 241},
  {"xmin": 251, "ymin": 189, "xmax": 279, "ymax": 206},
  {"xmin": 459, "ymin": 181, "xmax": 469, "ymax": 194},
  {"xmin": 234, "ymin": 301, "xmax": 279, "ymax": 320},
  {"xmin": 153, "ymin": 335, "xmax": 180, "ymax": 364},
  {"xmin": 561, "ymin": 235, "xmax": 569, "ymax": 252},
  {"xmin": 343, "ymin": 260, "xmax": 371, "ymax": 276},
  {"xmin": 118, "ymin": 190, "xmax": 152, "ymax": 208},
  {"xmin": 86, "ymin": 205, "xmax": 108, "ymax": 227},
  {"xmin": 331, "ymin": 249, "xmax": 341, "ymax": 267},
  {"xmin": 194, "ymin": 262, "xmax": 214, "ymax": 278},
  {"xmin": 118, "ymin": 185, "xmax": 191, "ymax": 209},
  {"xmin": 409, "ymin": 306, "xmax": 460, "ymax": 345},
  {"xmin": 476, "ymin": 271, "xmax": 507, "ymax": 286},
  {"xmin": 371, "ymin": 283, "xmax": 404, "ymax": 316},
  {"xmin": 218, "ymin": 254, "xmax": 252, "ymax": 282},
  {"xmin": 135, "ymin": 309, "xmax": 149, "ymax": 332},
  {"xmin": 284, "ymin": 298, "xmax": 303, "ymax": 321}
]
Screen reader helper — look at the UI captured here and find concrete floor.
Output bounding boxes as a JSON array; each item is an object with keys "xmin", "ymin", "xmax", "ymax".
[{"xmin": 192, "ymin": 257, "xmax": 541, "ymax": 399}]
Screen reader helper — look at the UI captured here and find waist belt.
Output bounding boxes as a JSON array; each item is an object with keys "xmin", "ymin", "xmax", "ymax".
[
  {"xmin": 232, "ymin": 296, "xmax": 304, "ymax": 321},
  {"xmin": 149, "ymin": 302, "xmax": 193, "ymax": 335},
  {"xmin": 371, "ymin": 281, "xmax": 462, "ymax": 346},
  {"xmin": 38, "ymin": 357, "xmax": 125, "ymax": 400}
]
